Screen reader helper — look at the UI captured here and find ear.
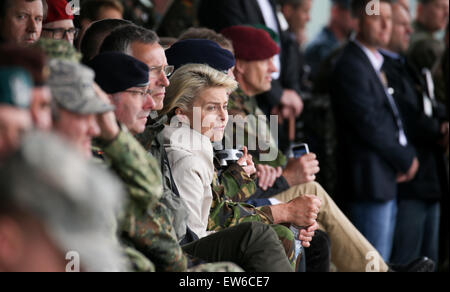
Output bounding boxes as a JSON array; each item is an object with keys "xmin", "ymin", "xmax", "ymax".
[
  {"xmin": 234, "ymin": 59, "xmax": 246, "ymax": 75},
  {"xmin": 0, "ymin": 218, "xmax": 26, "ymax": 270},
  {"xmin": 281, "ymin": 5, "xmax": 293, "ymax": 20}
]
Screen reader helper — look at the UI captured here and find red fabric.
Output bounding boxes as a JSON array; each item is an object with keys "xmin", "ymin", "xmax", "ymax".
[
  {"xmin": 44, "ymin": 0, "xmax": 73, "ymax": 24},
  {"xmin": 221, "ymin": 25, "xmax": 280, "ymax": 61}
]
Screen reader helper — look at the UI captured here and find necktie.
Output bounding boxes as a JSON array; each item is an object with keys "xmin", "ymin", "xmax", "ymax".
[{"xmin": 379, "ymin": 70, "xmax": 409, "ymax": 147}]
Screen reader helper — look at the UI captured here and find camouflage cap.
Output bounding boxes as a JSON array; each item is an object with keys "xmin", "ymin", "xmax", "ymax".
[
  {"xmin": 48, "ymin": 59, "xmax": 115, "ymax": 114},
  {"xmin": 0, "ymin": 131, "xmax": 129, "ymax": 272},
  {"xmin": 0, "ymin": 68, "xmax": 33, "ymax": 108},
  {"xmin": 34, "ymin": 38, "xmax": 82, "ymax": 63}
]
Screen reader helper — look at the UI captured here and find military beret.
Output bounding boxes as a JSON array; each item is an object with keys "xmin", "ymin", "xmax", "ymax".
[
  {"xmin": 221, "ymin": 26, "xmax": 280, "ymax": 61},
  {"xmin": 0, "ymin": 68, "xmax": 33, "ymax": 108},
  {"xmin": 48, "ymin": 59, "xmax": 115, "ymax": 115},
  {"xmin": 0, "ymin": 44, "xmax": 49, "ymax": 86},
  {"xmin": 44, "ymin": 0, "xmax": 74, "ymax": 24},
  {"xmin": 250, "ymin": 24, "xmax": 280, "ymax": 44},
  {"xmin": 88, "ymin": 52, "xmax": 150, "ymax": 94},
  {"xmin": 166, "ymin": 39, "xmax": 236, "ymax": 72}
]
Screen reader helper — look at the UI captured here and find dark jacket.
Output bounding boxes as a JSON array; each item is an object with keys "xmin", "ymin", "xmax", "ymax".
[
  {"xmin": 382, "ymin": 52, "xmax": 443, "ymax": 201},
  {"xmin": 198, "ymin": 0, "xmax": 301, "ymax": 115},
  {"xmin": 330, "ymin": 41, "xmax": 416, "ymax": 202}
]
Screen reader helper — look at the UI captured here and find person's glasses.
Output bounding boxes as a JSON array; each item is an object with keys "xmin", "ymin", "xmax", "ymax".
[
  {"xmin": 42, "ymin": 27, "xmax": 79, "ymax": 40},
  {"xmin": 149, "ymin": 65, "xmax": 174, "ymax": 78},
  {"xmin": 124, "ymin": 88, "xmax": 153, "ymax": 99}
]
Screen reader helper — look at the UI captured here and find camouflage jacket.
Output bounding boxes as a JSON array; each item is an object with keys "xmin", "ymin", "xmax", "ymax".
[
  {"xmin": 226, "ymin": 87, "xmax": 287, "ymax": 168},
  {"xmin": 208, "ymin": 162, "xmax": 272, "ymax": 230},
  {"xmin": 93, "ymin": 128, "xmax": 187, "ymax": 272}
]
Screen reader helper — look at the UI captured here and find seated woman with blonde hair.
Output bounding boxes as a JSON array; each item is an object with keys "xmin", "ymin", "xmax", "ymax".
[{"xmin": 160, "ymin": 63, "xmax": 309, "ymax": 271}]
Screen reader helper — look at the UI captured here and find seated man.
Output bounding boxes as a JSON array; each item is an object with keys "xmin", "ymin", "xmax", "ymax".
[
  {"xmin": 41, "ymin": 0, "xmax": 78, "ymax": 45},
  {"xmin": 0, "ymin": 0, "xmax": 46, "ymax": 45}
]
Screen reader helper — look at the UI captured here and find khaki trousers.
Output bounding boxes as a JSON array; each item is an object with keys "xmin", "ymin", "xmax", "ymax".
[{"xmin": 274, "ymin": 182, "xmax": 389, "ymax": 272}]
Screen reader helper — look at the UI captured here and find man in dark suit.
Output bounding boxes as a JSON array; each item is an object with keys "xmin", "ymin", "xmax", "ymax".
[
  {"xmin": 330, "ymin": 0, "xmax": 419, "ymax": 261},
  {"xmin": 380, "ymin": 2, "xmax": 449, "ymax": 267},
  {"xmin": 198, "ymin": 0, "xmax": 304, "ymax": 153}
]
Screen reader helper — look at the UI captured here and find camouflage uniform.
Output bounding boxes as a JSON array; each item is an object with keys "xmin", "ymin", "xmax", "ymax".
[
  {"xmin": 226, "ymin": 87, "xmax": 287, "ymax": 168},
  {"xmin": 93, "ymin": 127, "xmax": 187, "ymax": 272}
]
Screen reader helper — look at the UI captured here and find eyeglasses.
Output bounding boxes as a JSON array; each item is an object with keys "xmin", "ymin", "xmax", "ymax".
[
  {"xmin": 124, "ymin": 88, "xmax": 153, "ymax": 99},
  {"xmin": 42, "ymin": 27, "xmax": 79, "ymax": 40},
  {"xmin": 149, "ymin": 65, "xmax": 174, "ymax": 78}
]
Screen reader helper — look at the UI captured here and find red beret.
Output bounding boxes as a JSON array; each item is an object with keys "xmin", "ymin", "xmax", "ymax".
[
  {"xmin": 221, "ymin": 25, "xmax": 280, "ymax": 61},
  {"xmin": 44, "ymin": 0, "xmax": 74, "ymax": 24}
]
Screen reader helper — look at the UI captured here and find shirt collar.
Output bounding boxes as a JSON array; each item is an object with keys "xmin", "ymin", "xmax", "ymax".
[
  {"xmin": 379, "ymin": 48, "xmax": 402, "ymax": 60},
  {"xmin": 353, "ymin": 40, "xmax": 384, "ymax": 72}
]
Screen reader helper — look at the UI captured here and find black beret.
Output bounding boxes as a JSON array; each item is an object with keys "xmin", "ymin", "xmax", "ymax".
[
  {"xmin": 166, "ymin": 39, "xmax": 235, "ymax": 72},
  {"xmin": 88, "ymin": 52, "xmax": 149, "ymax": 94}
]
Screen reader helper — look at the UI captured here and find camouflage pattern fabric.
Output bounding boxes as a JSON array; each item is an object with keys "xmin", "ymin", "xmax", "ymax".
[
  {"xmin": 208, "ymin": 164, "xmax": 297, "ymax": 270},
  {"xmin": 33, "ymin": 38, "xmax": 82, "ymax": 62},
  {"xmin": 48, "ymin": 59, "xmax": 115, "ymax": 115},
  {"xmin": 123, "ymin": 246, "xmax": 156, "ymax": 272},
  {"xmin": 188, "ymin": 262, "xmax": 244, "ymax": 272},
  {"xmin": 228, "ymin": 85, "xmax": 338, "ymax": 195},
  {"xmin": 226, "ymin": 87, "xmax": 287, "ymax": 168},
  {"xmin": 93, "ymin": 128, "xmax": 188, "ymax": 272}
]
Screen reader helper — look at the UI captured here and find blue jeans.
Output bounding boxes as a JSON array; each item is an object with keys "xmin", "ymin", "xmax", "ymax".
[
  {"xmin": 391, "ymin": 199, "xmax": 440, "ymax": 267},
  {"xmin": 347, "ymin": 200, "xmax": 397, "ymax": 262}
]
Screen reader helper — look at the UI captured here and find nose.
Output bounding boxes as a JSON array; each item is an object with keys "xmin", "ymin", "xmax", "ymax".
[
  {"xmin": 218, "ymin": 106, "xmax": 228, "ymax": 122},
  {"xmin": 143, "ymin": 92, "xmax": 156, "ymax": 110},
  {"xmin": 158, "ymin": 72, "xmax": 170, "ymax": 87},
  {"xmin": 268, "ymin": 58, "xmax": 278, "ymax": 74},
  {"xmin": 88, "ymin": 115, "xmax": 101, "ymax": 137},
  {"xmin": 27, "ymin": 18, "xmax": 39, "ymax": 33},
  {"xmin": 64, "ymin": 31, "xmax": 72, "ymax": 42}
]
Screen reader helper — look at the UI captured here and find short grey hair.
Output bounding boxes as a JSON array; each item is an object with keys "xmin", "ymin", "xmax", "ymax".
[{"xmin": 99, "ymin": 24, "xmax": 160, "ymax": 55}]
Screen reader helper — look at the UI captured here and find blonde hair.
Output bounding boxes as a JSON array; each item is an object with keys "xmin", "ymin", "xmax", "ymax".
[{"xmin": 160, "ymin": 64, "xmax": 238, "ymax": 119}]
